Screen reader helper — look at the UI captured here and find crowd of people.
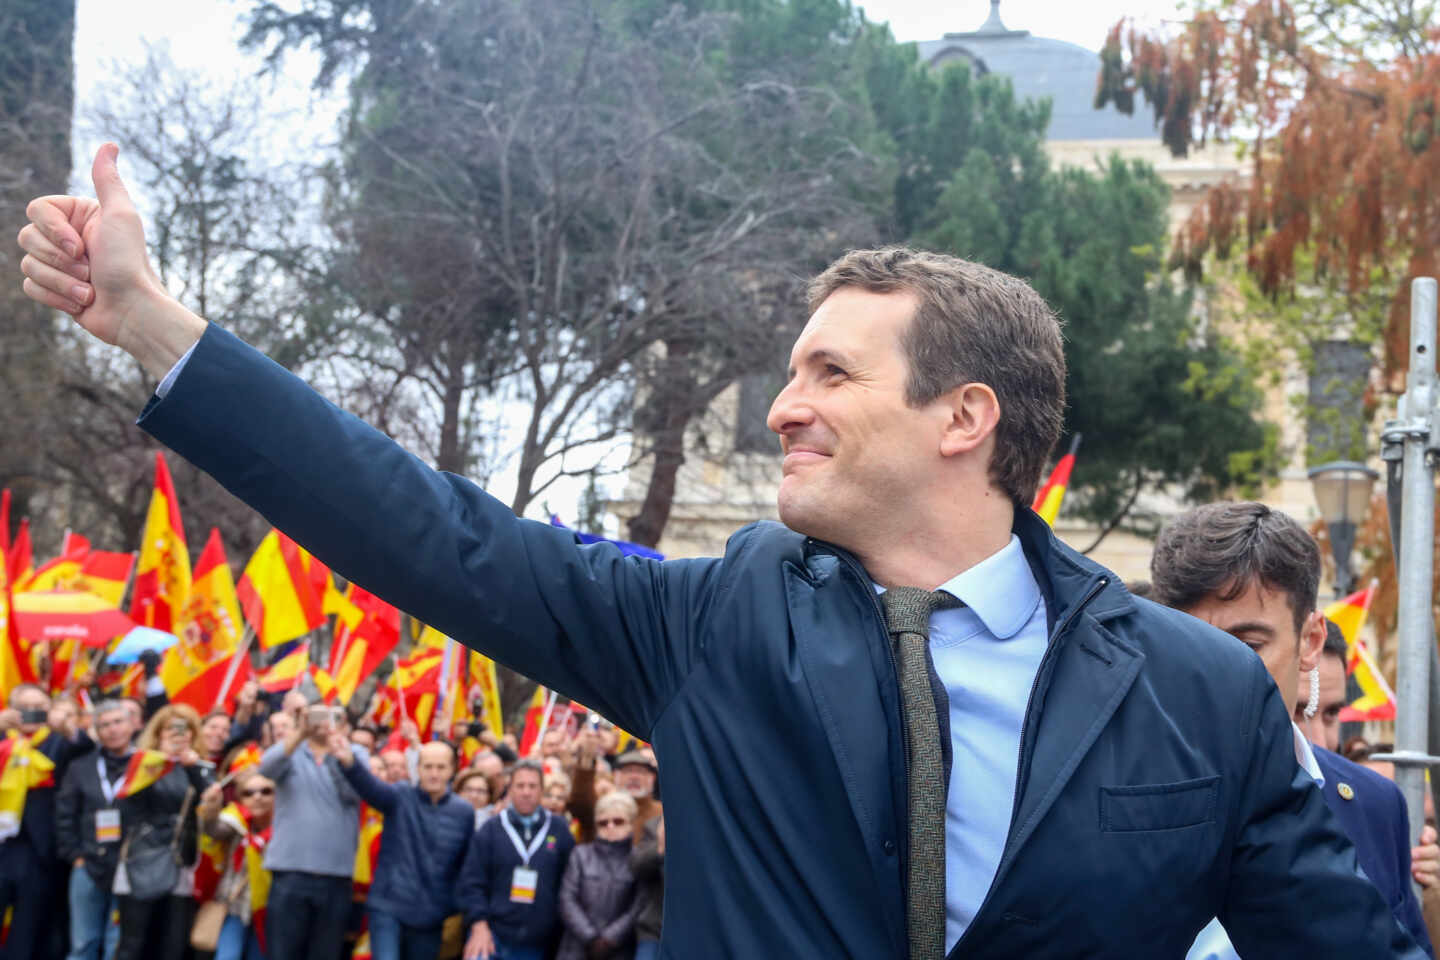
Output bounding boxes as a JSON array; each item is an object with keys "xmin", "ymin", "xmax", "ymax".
[{"xmin": 0, "ymin": 671, "xmax": 667, "ymax": 960}]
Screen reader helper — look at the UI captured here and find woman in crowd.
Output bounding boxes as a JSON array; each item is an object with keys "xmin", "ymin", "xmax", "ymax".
[
  {"xmin": 455, "ymin": 769, "xmax": 494, "ymax": 829},
  {"xmin": 197, "ymin": 768, "xmax": 276, "ymax": 960},
  {"xmin": 114, "ymin": 703, "xmax": 212, "ymax": 960},
  {"xmin": 556, "ymin": 791, "xmax": 641, "ymax": 960}
]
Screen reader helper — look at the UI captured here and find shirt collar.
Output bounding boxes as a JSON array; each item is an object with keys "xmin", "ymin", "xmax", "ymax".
[
  {"xmin": 1292, "ymin": 722, "xmax": 1325, "ymax": 787},
  {"xmin": 933, "ymin": 534, "xmax": 1042, "ymax": 640}
]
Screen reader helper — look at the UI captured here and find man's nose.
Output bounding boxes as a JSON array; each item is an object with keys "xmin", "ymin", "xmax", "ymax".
[{"xmin": 766, "ymin": 380, "xmax": 814, "ymax": 437}]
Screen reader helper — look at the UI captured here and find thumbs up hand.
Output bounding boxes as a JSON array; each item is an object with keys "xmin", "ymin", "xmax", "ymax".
[{"xmin": 17, "ymin": 142, "xmax": 206, "ymax": 377}]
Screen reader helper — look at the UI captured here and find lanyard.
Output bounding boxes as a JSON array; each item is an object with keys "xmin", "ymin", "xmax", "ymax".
[
  {"xmin": 96, "ymin": 752, "xmax": 128, "ymax": 806},
  {"xmin": 500, "ymin": 810, "xmax": 549, "ymax": 866}
]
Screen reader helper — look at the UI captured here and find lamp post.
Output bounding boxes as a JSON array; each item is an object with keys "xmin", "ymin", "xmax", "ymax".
[{"xmin": 1307, "ymin": 460, "xmax": 1379, "ymax": 599}]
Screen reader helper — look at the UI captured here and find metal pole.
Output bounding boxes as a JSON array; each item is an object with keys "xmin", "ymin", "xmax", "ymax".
[{"xmin": 1393, "ymin": 277, "xmax": 1437, "ymax": 853}]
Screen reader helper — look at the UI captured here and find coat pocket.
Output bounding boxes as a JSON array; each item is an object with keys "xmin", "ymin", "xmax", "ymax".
[{"xmin": 1100, "ymin": 775, "xmax": 1220, "ymax": 832}]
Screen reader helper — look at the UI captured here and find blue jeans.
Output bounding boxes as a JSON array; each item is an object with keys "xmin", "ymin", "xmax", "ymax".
[
  {"xmin": 215, "ymin": 914, "xmax": 266, "ymax": 960},
  {"xmin": 67, "ymin": 864, "xmax": 120, "ymax": 960},
  {"xmin": 635, "ymin": 942, "xmax": 661, "ymax": 960},
  {"xmin": 367, "ymin": 908, "xmax": 442, "ymax": 960}
]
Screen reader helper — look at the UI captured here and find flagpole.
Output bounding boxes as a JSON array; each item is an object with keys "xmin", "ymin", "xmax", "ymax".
[
  {"xmin": 394, "ymin": 657, "xmax": 409, "ymax": 728},
  {"xmin": 437, "ymin": 635, "xmax": 457, "ymax": 738},
  {"xmin": 212, "ymin": 625, "xmax": 254, "ymax": 711}
]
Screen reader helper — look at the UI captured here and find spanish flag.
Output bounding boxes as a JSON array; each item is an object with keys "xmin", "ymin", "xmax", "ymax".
[
  {"xmin": 129, "ymin": 453, "xmax": 191, "ymax": 632},
  {"xmin": 310, "ymin": 664, "xmax": 338, "ymax": 704},
  {"xmin": 0, "ymin": 558, "xmax": 38, "ymax": 695},
  {"xmin": 259, "ymin": 644, "xmax": 311, "ymax": 694},
  {"xmin": 1328, "ymin": 583, "xmax": 1397, "ymax": 722},
  {"xmin": 226, "ymin": 742, "xmax": 264, "ymax": 776},
  {"xmin": 6, "ymin": 519, "xmax": 33, "ymax": 588},
  {"xmin": 0, "ymin": 730, "xmax": 56, "ymax": 841},
  {"xmin": 237, "ymin": 530, "xmax": 324, "ymax": 648},
  {"xmin": 76, "ymin": 551, "xmax": 137, "ymax": 606},
  {"xmin": 352, "ymin": 803, "xmax": 384, "ymax": 893},
  {"xmin": 378, "ymin": 648, "xmax": 443, "ymax": 737},
  {"xmin": 519, "ymin": 686, "xmax": 553, "ymax": 756},
  {"xmin": 19, "ymin": 534, "xmax": 90, "ymax": 593},
  {"xmin": 115, "ymin": 750, "xmax": 176, "ymax": 798},
  {"xmin": 1031, "ymin": 435, "xmax": 1081, "ymax": 527},
  {"xmin": 163, "ymin": 529, "xmax": 246, "ymax": 712},
  {"xmin": 328, "ymin": 584, "xmax": 400, "ymax": 706},
  {"xmin": 469, "ymin": 650, "xmax": 504, "ymax": 741}
]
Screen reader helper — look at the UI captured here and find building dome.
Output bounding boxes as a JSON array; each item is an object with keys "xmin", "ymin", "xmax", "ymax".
[{"xmin": 914, "ymin": 2, "xmax": 1158, "ymax": 142}]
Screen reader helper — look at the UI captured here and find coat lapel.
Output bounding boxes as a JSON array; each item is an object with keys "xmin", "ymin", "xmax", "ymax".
[
  {"xmin": 993, "ymin": 614, "xmax": 1144, "ymax": 886},
  {"xmin": 784, "ymin": 557, "xmax": 907, "ymax": 954}
]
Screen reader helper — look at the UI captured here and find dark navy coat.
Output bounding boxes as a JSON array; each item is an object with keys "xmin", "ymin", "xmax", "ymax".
[
  {"xmin": 1314, "ymin": 747, "xmax": 1434, "ymax": 956},
  {"xmin": 139, "ymin": 324, "xmax": 1423, "ymax": 958},
  {"xmin": 458, "ymin": 809, "xmax": 574, "ymax": 945},
  {"xmin": 339, "ymin": 754, "xmax": 475, "ymax": 928}
]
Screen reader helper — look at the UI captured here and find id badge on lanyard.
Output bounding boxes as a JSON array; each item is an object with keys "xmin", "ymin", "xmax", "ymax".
[
  {"xmin": 501, "ymin": 812, "xmax": 549, "ymax": 905},
  {"xmin": 95, "ymin": 754, "xmax": 123, "ymax": 844}
]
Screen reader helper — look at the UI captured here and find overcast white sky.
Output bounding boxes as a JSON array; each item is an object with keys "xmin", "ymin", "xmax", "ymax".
[{"xmin": 69, "ymin": 0, "xmax": 1179, "ymax": 532}]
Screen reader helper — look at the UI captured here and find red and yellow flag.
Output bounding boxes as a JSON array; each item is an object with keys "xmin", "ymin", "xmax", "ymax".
[
  {"xmin": 163, "ymin": 528, "xmax": 245, "ymax": 712},
  {"xmin": 379, "ymin": 648, "xmax": 443, "ymax": 737},
  {"xmin": 75, "ymin": 551, "xmax": 137, "ymax": 606},
  {"xmin": 129, "ymin": 453, "xmax": 191, "ymax": 631},
  {"xmin": 0, "ymin": 730, "xmax": 56, "ymax": 840},
  {"xmin": 328, "ymin": 584, "xmax": 399, "ymax": 706},
  {"xmin": 1031, "ymin": 435, "xmax": 1081, "ymax": 527},
  {"xmin": 1328, "ymin": 583, "xmax": 1397, "ymax": 722},
  {"xmin": 310, "ymin": 664, "xmax": 338, "ymax": 704},
  {"xmin": 353, "ymin": 803, "xmax": 384, "ymax": 891},
  {"xmin": 6, "ymin": 519, "xmax": 33, "ymax": 588},
  {"xmin": 237, "ymin": 530, "xmax": 324, "ymax": 648},
  {"xmin": 519, "ymin": 685, "xmax": 552, "ymax": 756},
  {"xmin": 226, "ymin": 742, "xmax": 264, "ymax": 776},
  {"xmin": 259, "ymin": 644, "xmax": 311, "ymax": 694},
  {"xmin": 19, "ymin": 534, "xmax": 90, "ymax": 593},
  {"xmin": 0, "ymin": 558, "xmax": 38, "ymax": 697},
  {"xmin": 115, "ymin": 750, "xmax": 176, "ymax": 798}
]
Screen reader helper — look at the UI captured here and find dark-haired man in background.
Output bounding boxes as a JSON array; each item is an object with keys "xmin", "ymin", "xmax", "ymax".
[{"xmin": 1151, "ymin": 500, "xmax": 1433, "ymax": 958}]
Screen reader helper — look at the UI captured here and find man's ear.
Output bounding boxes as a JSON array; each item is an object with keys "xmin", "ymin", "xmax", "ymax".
[
  {"xmin": 1298, "ymin": 611, "xmax": 1326, "ymax": 673},
  {"xmin": 939, "ymin": 382, "xmax": 1000, "ymax": 458}
]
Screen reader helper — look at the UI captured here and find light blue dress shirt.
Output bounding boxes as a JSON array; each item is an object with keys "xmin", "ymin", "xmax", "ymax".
[
  {"xmin": 156, "ymin": 341, "xmax": 198, "ymax": 398},
  {"xmin": 879, "ymin": 533, "xmax": 1049, "ymax": 952},
  {"xmin": 1186, "ymin": 724, "xmax": 1326, "ymax": 960}
]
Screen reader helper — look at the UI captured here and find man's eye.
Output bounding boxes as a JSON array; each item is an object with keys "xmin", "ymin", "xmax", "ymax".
[{"xmin": 824, "ymin": 364, "xmax": 847, "ymax": 378}]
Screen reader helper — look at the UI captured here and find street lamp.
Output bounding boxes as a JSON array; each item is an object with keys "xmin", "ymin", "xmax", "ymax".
[{"xmin": 1307, "ymin": 460, "xmax": 1379, "ymax": 598}]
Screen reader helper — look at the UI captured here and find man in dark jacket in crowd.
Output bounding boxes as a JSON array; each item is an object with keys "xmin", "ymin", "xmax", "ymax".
[
  {"xmin": 458, "ymin": 760, "xmax": 573, "ymax": 960},
  {"xmin": 1150, "ymin": 501, "xmax": 1435, "ymax": 959},
  {"xmin": 19, "ymin": 154, "xmax": 1429, "ymax": 958},
  {"xmin": 56, "ymin": 701, "xmax": 137, "ymax": 960},
  {"xmin": 331, "ymin": 733, "xmax": 474, "ymax": 960},
  {"xmin": 0, "ymin": 683, "xmax": 91, "ymax": 960}
]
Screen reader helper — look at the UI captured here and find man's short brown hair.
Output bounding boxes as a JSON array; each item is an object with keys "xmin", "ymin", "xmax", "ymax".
[
  {"xmin": 1150, "ymin": 501, "xmax": 1320, "ymax": 635},
  {"xmin": 807, "ymin": 247, "xmax": 1066, "ymax": 505}
]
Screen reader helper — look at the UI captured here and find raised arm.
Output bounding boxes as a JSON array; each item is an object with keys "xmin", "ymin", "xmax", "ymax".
[
  {"xmin": 329, "ymin": 732, "xmax": 399, "ymax": 815},
  {"xmin": 17, "ymin": 145, "xmax": 717, "ymax": 740}
]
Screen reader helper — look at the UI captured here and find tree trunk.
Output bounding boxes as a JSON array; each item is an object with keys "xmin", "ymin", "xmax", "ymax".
[{"xmin": 626, "ymin": 401, "xmax": 689, "ymax": 548}]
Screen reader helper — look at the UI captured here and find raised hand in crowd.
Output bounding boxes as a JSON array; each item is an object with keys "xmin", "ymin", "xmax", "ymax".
[
  {"xmin": 401, "ymin": 718, "xmax": 422, "ymax": 749},
  {"xmin": 328, "ymin": 730, "xmax": 355, "ymax": 766},
  {"xmin": 197, "ymin": 782, "xmax": 224, "ymax": 822},
  {"xmin": 234, "ymin": 679, "xmax": 259, "ymax": 723},
  {"xmin": 160, "ymin": 718, "xmax": 200, "ymax": 766}
]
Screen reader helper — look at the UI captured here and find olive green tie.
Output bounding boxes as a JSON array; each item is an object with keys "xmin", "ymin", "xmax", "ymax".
[{"xmin": 883, "ymin": 586, "xmax": 962, "ymax": 960}]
